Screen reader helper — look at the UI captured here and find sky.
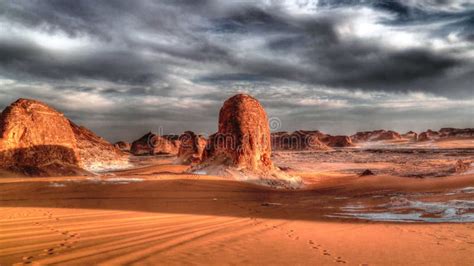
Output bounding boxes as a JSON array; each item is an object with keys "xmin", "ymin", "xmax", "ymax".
[{"xmin": 0, "ymin": 0, "xmax": 473, "ymax": 142}]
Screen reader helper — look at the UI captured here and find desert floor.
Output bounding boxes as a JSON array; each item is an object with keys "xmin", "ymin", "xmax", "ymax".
[{"xmin": 1, "ymin": 144, "xmax": 474, "ymax": 265}]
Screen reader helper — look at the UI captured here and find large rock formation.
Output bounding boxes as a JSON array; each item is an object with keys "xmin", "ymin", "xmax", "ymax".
[
  {"xmin": 417, "ymin": 128, "xmax": 474, "ymax": 142},
  {"xmin": 130, "ymin": 132, "xmax": 154, "ymax": 155},
  {"xmin": 0, "ymin": 99, "xmax": 82, "ymax": 176},
  {"xmin": 272, "ymin": 130, "xmax": 329, "ymax": 151},
  {"xmin": 438, "ymin": 128, "xmax": 474, "ymax": 138},
  {"xmin": 0, "ymin": 99, "xmax": 129, "ymax": 176},
  {"xmin": 131, "ymin": 132, "xmax": 180, "ymax": 156},
  {"xmin": 376, "ymin": 130, "xmax": 402, "ymax": 141},
  {"xmin": 320, "ymin": 135, "xmax": 353, "ymax": 147},
  {"xmin": 418, "ymin": 129, "xmax": 440, "ymax": 141},
  {"xmin": 201, "ymin": 94, "xmax": 273, "ymax": 172},
  {"xmin": 177, "ymin": 131, "xmax": 207, "ymax": 164},
  {"xmin": 402, "ymin": 131, "xmax": 418, "ymax": 141},
  {"xmin": 197, "ymin": 94, "xmax": 300, "ymax": 188}
]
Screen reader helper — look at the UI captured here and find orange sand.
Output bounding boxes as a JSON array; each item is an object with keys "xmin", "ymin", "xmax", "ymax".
[{"xmin": 1, "ymin": 159, "xmax": 474, "ymax": 265}]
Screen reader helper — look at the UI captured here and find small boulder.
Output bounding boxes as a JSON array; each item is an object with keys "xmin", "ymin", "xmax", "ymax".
[{"xmin": 359, "ymin": 169, "xmax": 375, "ymax": 176}]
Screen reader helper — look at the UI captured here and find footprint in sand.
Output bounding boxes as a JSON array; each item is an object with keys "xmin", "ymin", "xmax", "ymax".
[
  {"xmin": 42, "ymin": 248, "xmax": 56, "ymax": 255},
  {"xmin": 308, "ymin": 240, "xmax": 348, "ymax": 264},
  {"xmin": 335, "ymin": 256, "xmax": 347, "ymax": 264},
  {"xmin": 22, "ymin": 256, "xmax": 34, "ymax": 264},
  {"xmin": 25, "ymin": 210, "xmax": 81, "ymax": 263}
]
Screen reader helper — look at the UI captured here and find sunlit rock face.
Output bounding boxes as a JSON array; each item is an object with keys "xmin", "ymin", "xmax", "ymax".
[
  {"xmin": 201, "ymin": 94, "xmax": 273, "ymax": 173},
  {"xmin": 0, "ymin": 99, "xmax": 82, "ymax": 175},
  {"xmin": 0, "ymin": 98, "xmax": 128, "ymax": 175}
]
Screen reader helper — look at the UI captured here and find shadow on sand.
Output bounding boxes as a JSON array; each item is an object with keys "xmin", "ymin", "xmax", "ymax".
[
  {"xmin": 0, "ymin": 145, "xmax": 89, "ymax": 176},
  {"xmin": 0, "ymin": 177, "xmax": 366, "ymax": 223},
  {"xmin": 1, "ymin": 174, "xmax": 474, "ymax": 223}
]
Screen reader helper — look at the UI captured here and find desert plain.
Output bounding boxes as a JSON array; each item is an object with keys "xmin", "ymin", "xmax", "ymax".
[
  {"xmin": 0, "ymin": 95, "xmax": 473, "ymax": 266},
  {"xmin": 1, "ymin": 140, "xmax": 474, "ymax": 265}
]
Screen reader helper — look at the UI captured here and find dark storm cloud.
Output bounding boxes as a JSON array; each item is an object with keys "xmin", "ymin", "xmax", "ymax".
[
  {"xmin": 0, "ymin": 0, "xmax": 472, "ymax": 140},
  {"xmin": 0, "ymin": 0, "xmax": 471, "ymax": 92},
  {"xmin": 0, "ymin": 38, "xmax": 162, "ymax": 84}
]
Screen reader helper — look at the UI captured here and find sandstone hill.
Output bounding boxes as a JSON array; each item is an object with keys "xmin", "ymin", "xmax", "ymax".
[{"xmin": 0, "ymin": 98, "xmax": 128, "ymax": 176}]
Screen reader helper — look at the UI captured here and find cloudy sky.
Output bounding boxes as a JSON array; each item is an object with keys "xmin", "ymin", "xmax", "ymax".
[{"xmin": 0, "ymin": 0, "xmax": 473, "ymax": 142}]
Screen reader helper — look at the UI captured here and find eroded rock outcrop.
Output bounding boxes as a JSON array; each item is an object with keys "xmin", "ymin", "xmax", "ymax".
[
  {"xmin": 321, "ymin": 135, "xmax": 353, "ymax": 147},
  {"xmin": 177, "ymin": 131, "xmax": 207, "ymax": 164},
  {"xmin": 196, "ymin": 94, "xmax": 300, "ymax": 188},
  {"xmin": 351, "ymin": 130, "xmax": 401, "ymax": 142},
  {"xmin": 130, "ymin": 132, "xmax": 153, "ymax": 155},
  {"xmin": 417, "ymin": 128, "xmax": 474, "ymax": 142},
  {"xmin": 131, "ymin": 132, "xmax": 180, "ymax": 155},
  {"xmin": 417, "ymin": 129, "xmax": 440, "ymax": 141},
  {"xmin": 271, "ymin": 130, "xmax": 329, "ymax": 151},
  {"xmin": 402, "ymin": 131, "xmax": 418, "ymax": 141},
  {"xmin": 439, "ymin": 128, "xmax": 474, "ymax": 138}
]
